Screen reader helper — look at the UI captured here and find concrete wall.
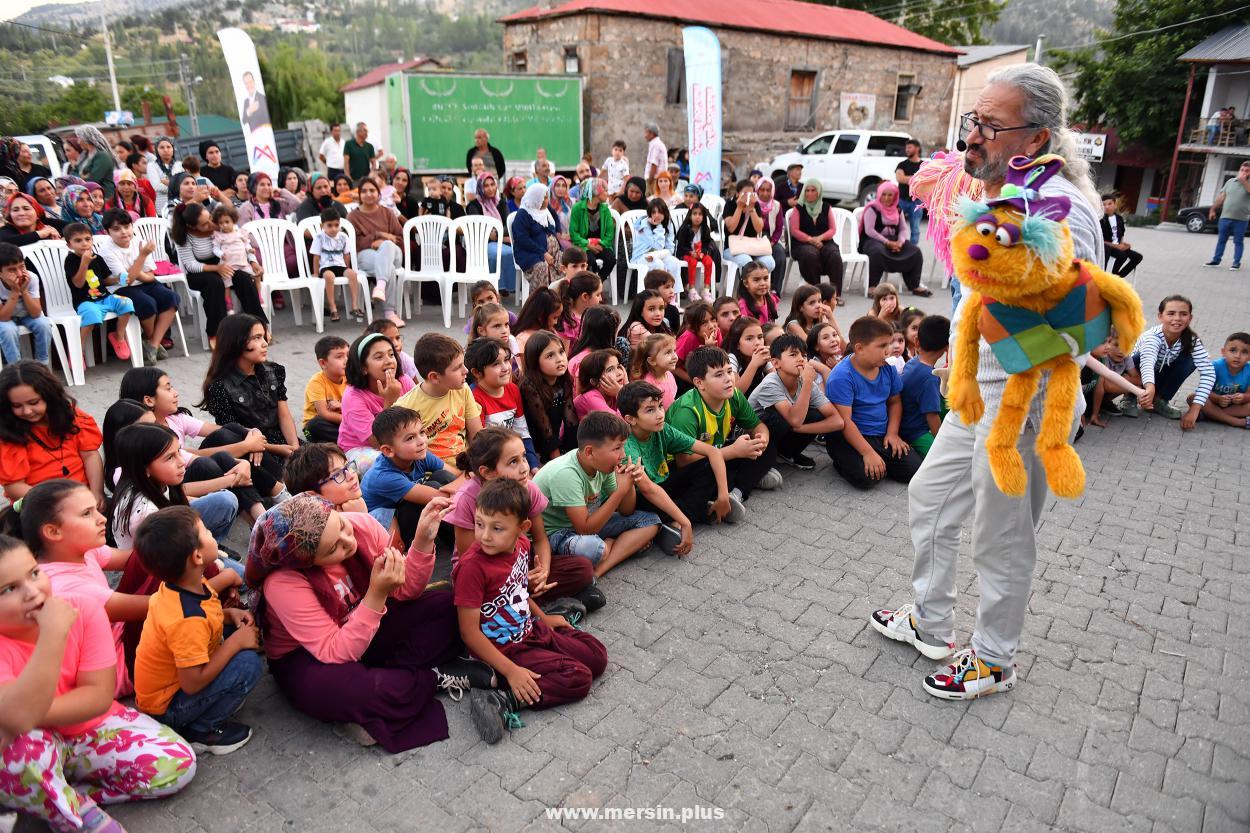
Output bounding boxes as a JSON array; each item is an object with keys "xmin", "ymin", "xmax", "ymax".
[{"xmin": 503, "ymin": 14, "xmax": 957, "ymax": 176}]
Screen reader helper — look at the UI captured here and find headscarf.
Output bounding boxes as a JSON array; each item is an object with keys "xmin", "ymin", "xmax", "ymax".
[
  {"xmin": 755, "ymin": 177, "xmax": 776, "ymax": 218},
  {"xmin": 24, "ymin": 175, "xmax": 52, "ymax": 199},
  {"xmin": 110, "ymin": 169, "xmax": 147, "ymax": 218},
  {"xmin": 867, "ymin": 181, "xmax": 901, "ymax": 226},
  {"xmin": 4, "ymin": 193, "xmax": 47, "ymax": 232},
  {"xmin": 549, "ymin": 175, "xmax": 571, "ymax": 214},
  {"xmin": 682, "ymin": 183, "xmax": 703, "ymax": 201},
  {"xmin": 60, "ymin": 184, "xmax": 103, "ymax": 233},
  {"xmin": 619, "ymin": 176, "xmax": 648, "ymax": 211},
  {"xmin": 504, "ymin": 176, "xmax": 526, "ymax": 214},
  {"xmin": 580, "ymin": 176, "xmax": 606, "ymax": 206},
  {"xmin": 476, "ymin": 174, "xmax": 500, "ymax": 220},
  {"xmin": 63, "ymin": 136, "xmax": 84, "ymax": 156},
  {"xmin": 799, "ymin": 178, "xmax": 824, "ymax": 222},
  {"xmin": 198, "ymin": 140, "xmax": 220, "ymax": 163},
  {"xmin": 0, "ymin": 177, "xmax": 16, "ymax": 196},
  {"xmin": 113, "ymin": 168, "xmax": 137, "ymax": 188},
  {"xmin": 73, "ymin": 125, "xmax": 112, "ymax": 158},
  {"xmin": 279, "ymin": 166, "xmax": 307, "ymax": 194},
  {"xmin": 246, "ymin": 495, "xmax": 372, "ymax": 630},
  {"xmin": 55, "ymin": 174, "xmax": 85, "ymax": 193},
  {"xmin": 248, "ymin": 171, "xmax": 275, "ymax": 217},
  {"xmin": 520, "ymin": 182, "xmax": 552, "ymax": 227},
  {"xmin": 153, "ymin": 137, "xmax": 178, "ymax": 179}
]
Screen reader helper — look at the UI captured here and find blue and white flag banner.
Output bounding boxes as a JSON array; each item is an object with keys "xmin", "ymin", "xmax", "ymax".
[
  {"xmin": 683, "ymin": 26, "xmax": 722, "ymax": 197},
  {"xmin": 217, "ymin": 27, "xmax": 280, "ymax": 179}
]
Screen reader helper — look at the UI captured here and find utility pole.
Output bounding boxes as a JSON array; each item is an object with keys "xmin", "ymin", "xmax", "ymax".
[
  {"xmin": 100, "ymin": 13, "xmax": 121, "ymax": 112},
  {"xmin": 1034, "ymin": 34, "xmax": 1046, "ymax": 64},
  {"xmin": 179, "ymin": 53, "xmax": 200, "ymax": 136}
]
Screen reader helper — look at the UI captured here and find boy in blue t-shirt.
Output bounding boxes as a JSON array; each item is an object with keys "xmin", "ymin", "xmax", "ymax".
[
  {"xmin": 899, "ymin": 315, "xmax": 950, "ymax": 457},
  {"xmin": 360, "ymin": 406, "xmax": 458, "ymax": 545},
  {"xmin": 1198, "ymin": 331, "xmax": 1250, "ymax": 429},
  {"xmin": 825, "ymin": 316, "xmax": 922, "ymax": 488}
]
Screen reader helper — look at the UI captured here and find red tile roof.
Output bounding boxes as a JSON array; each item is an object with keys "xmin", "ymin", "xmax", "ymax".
[
  {"xmin": 340, "ymin": 58, "xmax": 444, "ymax": 93},
  {"xmin": 500, "ymin": 0, "xmax": 959, "ymax": 56}
]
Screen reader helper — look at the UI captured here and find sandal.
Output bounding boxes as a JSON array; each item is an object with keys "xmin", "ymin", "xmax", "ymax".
[
  {"xmin": 350, "ymin": 308, "xmax": 365, "ymax": 322},
  {"xmin": 912, "ymin": 287, "xmax": 933, "ymax": 297},
  {"xmin": 328, "ymin": 309, "xmax": 341, "ymax": 322},
  {"xmin": 836, "ymin": 296, "xmax": 846, "ymax": 307}
]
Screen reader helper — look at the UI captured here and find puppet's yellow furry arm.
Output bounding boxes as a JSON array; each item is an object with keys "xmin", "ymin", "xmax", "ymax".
[
  {"xmin": 946, "ymin": 292, "xmax": 985, "ymax": 425},
  {"xmin": 1087, "ymin": 267, "xmax": 1146, "ymax": 353}
]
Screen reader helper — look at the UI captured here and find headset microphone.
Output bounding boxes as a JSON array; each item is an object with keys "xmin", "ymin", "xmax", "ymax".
[{"xmin": 956, "ymin": 139, "xmax": 968, "ymax": 152}]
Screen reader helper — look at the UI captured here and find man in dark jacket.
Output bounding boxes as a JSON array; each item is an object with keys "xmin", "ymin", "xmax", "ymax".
[{"xmin": 466, "ymin": 129, "xmax": 506, "ymax": 179}]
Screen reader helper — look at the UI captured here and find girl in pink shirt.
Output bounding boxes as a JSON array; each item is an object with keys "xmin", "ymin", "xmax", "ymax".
[
  {"xmin": 630, "ymin": 333, "xmax": 679, "ymax": 409},
  {"xmin": 15, "ymin": 479, "xmax": 148, "ymax": 697},
  {"xmin": 673, "ymin": 301, "xmax": 718, "ymax": 387},
  {"xmin": 338, "ymin": 332, "xmax": 414, "ymax": 473},
  {"xmin": 246, "ymin": 493, "xmax": 488, "ymax": 752},
  {"xmin": 554, "ymin": 271, "xmax": 602, "ymax": 346},
  {"xmin": 0, "ymin": 536, "xmax": 195, "ymax": 832},
  {"xmin": 573, "ymin": 349, "xmax": 626, "ymax": 420}
]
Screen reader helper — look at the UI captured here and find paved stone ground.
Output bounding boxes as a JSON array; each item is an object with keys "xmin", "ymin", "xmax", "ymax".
[{"xmin": 8, "ymin": 224, "xmax": 1249, "ymax": 832}]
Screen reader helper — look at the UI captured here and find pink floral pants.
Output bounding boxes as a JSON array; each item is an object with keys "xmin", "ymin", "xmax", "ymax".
[{"xmin": 1, "ymin": 707, "xmax": 196, "ymax": 832}]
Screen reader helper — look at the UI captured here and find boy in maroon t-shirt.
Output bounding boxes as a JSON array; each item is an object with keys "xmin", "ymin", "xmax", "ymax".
[{"xmin": 452, "ymin": 478, "xmax": 607, "ymax": 744}]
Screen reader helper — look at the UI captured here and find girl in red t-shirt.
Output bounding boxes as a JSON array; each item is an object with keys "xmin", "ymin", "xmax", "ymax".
[{"xmin": 0, "ymin": 535, "xmax": 195, "ymax": 832}]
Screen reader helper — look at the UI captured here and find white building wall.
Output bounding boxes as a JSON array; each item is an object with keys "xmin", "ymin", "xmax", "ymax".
[{"xmin": 344, "ymin": 86, "xmax": 389, "ymax": 156}]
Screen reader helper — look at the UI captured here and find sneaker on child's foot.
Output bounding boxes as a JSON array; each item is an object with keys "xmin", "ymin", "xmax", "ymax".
[
  {"xmin": 688, "ymin": 287, "xmax": 702, "ymax": 303},
  {"xmin": 869, "ymin": 603, "xmax": 955, "ymax": 660},
  {"xmin": 385, "ymin": 311, "xmax": 406, "ymax": 328},
  {"xmin": 371, "ymin": 282, "xmax": 388, "ymax": 302},
  {"xmin": 702, "ymin": 288, "xmax": 716, "ymax": 303},
  {"xmin": 922, "ymin": 648, "xmax": 1015, "ymax": 700},
  {"xmin": 432, "ymin": 657, "xmax": 498, "ymax": 701},
  {"xmin": 470, "ymin": 688, "xmax": 523, "ymax": 744},
  {"xmin": 541, "ymin": 597, "xmax": 588, "ymax": 626},
  {"xmin": 80, "ymin": 805, "xmax": 127, "ymax": 833},
  {"xmin": 333, "ymin": 722, "xmax": 378, "ymax": 747},
  {"xmin": 574, "ymin": 584, "xmax": 607, "ymax": 613},
  {"xmin": 778, "ymin": 451, "xmax": 816, "ymax": 471},
  {"xmin": 656, "ymin": 523, "xmax": 684, "ymax": 555},
  {"xmin": 183, "ymin": 720, "xmax": 253, "ymax": 755},
  {"xmin": 1117, "ymin": 396, "xmax": 1141, "ymax": 418},
  {"xmin": 711, "ymin": 490, "xmax": 747, "ymax": 524},
  {"xmin": 1151, "ymin": 399, "xmax": 1184, "ymax": 419},
  {"xmin": 758, "ymin": 468, "xmax": 784, "ymax": 490}
]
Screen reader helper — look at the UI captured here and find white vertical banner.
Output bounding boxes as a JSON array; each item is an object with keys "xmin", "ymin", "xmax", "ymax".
[
  {"xmin": 683, "ymin": 26, "xmax": 722, "ymax": 197},
  {"xmin": 217, "ymin": 27, "xmax": 279, "ymax": 179}
]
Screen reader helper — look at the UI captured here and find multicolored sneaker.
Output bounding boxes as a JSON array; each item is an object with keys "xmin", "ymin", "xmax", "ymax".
[
  {"xmin": 470, "ymin": 688, "xmax": 524, "ymax": 744},
  {"xmin": 869, "ymin": 603, "xmax": 955, "ymax": 660},
  {"xmin": 1151, "ymin": 399, "xmax": 1184, "ymax": 419},
  {"xmin": 922, "ymin": 648, "xmax": 1015, "ymax": 700}
]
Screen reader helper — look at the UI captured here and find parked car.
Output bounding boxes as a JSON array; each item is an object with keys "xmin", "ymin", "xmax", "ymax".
[
  {"xmin": 16, "ymin": 135, "xmax": 64, "ymax": 180},
  {"xmin": 1177, "ymin": 205, "xmax": 1250, "ymax": 234},
  {"xmin": 766, "ymin": 130, "xmax": 912, "ymax": 205}
]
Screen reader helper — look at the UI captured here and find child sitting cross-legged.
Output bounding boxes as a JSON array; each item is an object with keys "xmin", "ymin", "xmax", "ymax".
[
  {"xmin": 747, "ymin": 334, "xmax": 844, "ymax": 472},
  {"xmin": 824, "ymin": 316, "xmax": 922, "ymax": 488},
  {"xmin": 454, "ymin": 477, "xmax": 608, "ymax": 744},
  {"xmin": 619, "ymin": 380, "xmax": 736, "ymax": 543},
  {"xmin": 303, "ymin": 335, "xmax": 349, "ymax": 443},
  {"xmin": 533, "ymin": 411, "xmax": 661, "ymax": 578},
  {"xmin": 0, "ymin": 536, "xmax": 196, "ymax": 833},
  {"xmin": 133, "ymin": 506, "xmax": 263, "ymax": 755},
  {"xmin": 395, "ymin": 333, "xmax": 482, "ymax": 473},
  {"xmin": 360, "ymin": 406, "xmax": 458, "ymax": 547},
  {"xmin": 1197, "ymin": 331, "xmax": 1250, "ymax": 429},
  {"xmin": 466, "ymin": 338, "xmax": 539, "ymax": 470},
  {"xmin": 898, "ymin": 315, "xmax": 949, "ymax": 456},
  {"xmin": 667, "ymin": 346, "xmax": 782, "ymax": 504}
]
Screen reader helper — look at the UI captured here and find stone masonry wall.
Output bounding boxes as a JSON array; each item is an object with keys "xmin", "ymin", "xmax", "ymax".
[{"xmin": 502, "ymin": 14, "xmax": 957, "ymax": 176}]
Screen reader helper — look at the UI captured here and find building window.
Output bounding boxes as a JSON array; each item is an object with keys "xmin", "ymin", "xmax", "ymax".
[
  {"xmin": 563, "ymin": 46, "xmax": 579, "ymax": 74},
  {"xmin": 666, "ymin": 47, "xmax": 685, "ymax": 105},
  {"xmin": 786, "ymin": 69, "xmax": 818, "ymax": 130},
  {"xmin": 509, "ymin": 50, "xmax": 528, "ymax": 73},
  {"xmin": 894, "ymin": 74, "xmax": 922, "ymax": 123}
]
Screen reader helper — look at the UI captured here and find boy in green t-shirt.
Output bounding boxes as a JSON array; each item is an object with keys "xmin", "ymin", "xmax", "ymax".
[
  {"xmin": 620, "ymin": 381, "xmax": 740, "ymax": 541},
  {"xmin": 665, "ymin": 346, "xmax": 781, "ymax": 504},
  {"xmin": 533, "ymin": 412, "xmax": 662, "ymax": 578}
]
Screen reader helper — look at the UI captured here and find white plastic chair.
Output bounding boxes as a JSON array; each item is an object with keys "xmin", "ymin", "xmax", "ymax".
[
  {"xmin": 621, "ymin": 209, "xmax": 686, "ymax": 298},
  {"xmin": 396, "ymin": 215, "xmax": 451, "ymax": 320},
  {"xmin": 21, "ymin": 241, "xmax": 142, "ymax": 386},
  {"xmin": 296, "ymin": 216, "xmax": 372, "ymax": 324},
  {"xmin": 448, "ymin": 216, "xmax": 503, "ymax": 328},
  {"xmin": 836, "ymin": 207, "xmax": 871, "ymax": 297},
  {"xmin": 505, "ymin": 214, "xmax": 531, "ymax": 307},
  {"xmin": 607, "ymin": 208, "xmax": 625, "ymax": 305},
  {"xmin": 133, "ymin": 217, "xmax": 206, "ymax": 352},
  {"xmin": 671, "ymin": 207, "xmax": 689, "ymax": 228},
  {"xmin": 700, "ymin": 194, "xmax": 726, "ymax": 223},
  {"xmin": 244, "ymin": 219, "xmax": 326, "ymax": 333}
]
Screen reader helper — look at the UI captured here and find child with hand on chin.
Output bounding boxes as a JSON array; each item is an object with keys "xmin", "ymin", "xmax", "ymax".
[{"xmin": 454, "ymin": 478, "xmax": 607, "ymax": 744}]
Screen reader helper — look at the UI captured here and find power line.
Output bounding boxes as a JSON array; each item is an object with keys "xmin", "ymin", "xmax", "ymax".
[
  {"xmin": 0, "ymin": 19, "xmax": 92, "ymax": 43},
  {"xmin": 1049, "ymin": 4, "xmax": 1250, "ymax": 51}
]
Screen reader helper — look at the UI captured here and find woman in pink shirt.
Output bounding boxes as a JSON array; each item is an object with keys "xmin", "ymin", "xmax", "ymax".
[
  {"xmin": 0, "ymin": 537, "xmax": 195, "ymax": 832},
  {"xmin": 246, "ymin": 493, "xmax": 488, "ymax": 752}
]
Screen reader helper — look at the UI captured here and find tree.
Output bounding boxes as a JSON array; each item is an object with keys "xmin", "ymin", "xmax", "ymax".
[
  {"xmin": 805, "ymin": 0, "xmax": 1006, "ymax": 45},
  {"xmin": 42, "ymin": 83, "xmax": 112, "ymax": 128},
  {"xmin": 258, "ymin": 42, "xmax": 350, "ymax": 127},
  {"xmin": 1052, "ymin": 0, "xmax": 1244, "ymax": 159}
]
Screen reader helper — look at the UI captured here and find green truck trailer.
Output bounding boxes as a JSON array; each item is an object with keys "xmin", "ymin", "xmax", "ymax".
[{"xmin": 386, "ymin": 72, "xmax": 584, "ymax": 174}]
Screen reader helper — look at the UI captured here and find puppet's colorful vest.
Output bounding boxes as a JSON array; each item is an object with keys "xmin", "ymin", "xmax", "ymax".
[{"xmin": 978, "ymin": 261, "xmax": 1110, "ymax": 374}]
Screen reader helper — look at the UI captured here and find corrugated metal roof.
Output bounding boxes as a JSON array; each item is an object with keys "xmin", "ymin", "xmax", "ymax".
[
  {"xmin": 1179, "ymin": 24, "xmax": 1250, "ymax": 64},
  {"xmin": 340, "ymin": 58, "xmax": 444, "ymax": 93},
  {"xmin": 501, "ymin": 0, "xmax": 960, "ymax": 56},
  {"xmin": 955, "ymin": 44, "xmax": 1029, "ymax": 67}
]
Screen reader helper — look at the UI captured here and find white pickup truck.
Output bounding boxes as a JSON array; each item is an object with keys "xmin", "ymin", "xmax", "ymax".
[{"xmin": 766, "ymin": 130, "xmax": 912, "ymax": 205}]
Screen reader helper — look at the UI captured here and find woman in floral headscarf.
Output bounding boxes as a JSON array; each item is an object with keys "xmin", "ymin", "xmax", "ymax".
[
  {"xmin": 73, "ymin": 125, "xmax": 118, "ymax": 200},
  {"xmin": 246, "ymin": 493, "xmax": 483, "ymax": 752},
  {"xmin": 108, "ymin": 169, "xmax": 156, "ymax": 220},
  {"xmin": 59, "ymin": 184, "xmax": 105, "ymax": 235}
]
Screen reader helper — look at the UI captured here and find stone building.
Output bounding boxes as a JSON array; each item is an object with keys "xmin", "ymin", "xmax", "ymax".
[{"xmin": 500, "ymin": 0, "xmax": 960, "ymax": 176}]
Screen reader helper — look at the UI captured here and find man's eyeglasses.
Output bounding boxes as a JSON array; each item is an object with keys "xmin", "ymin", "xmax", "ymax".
[
  {"xmin": 959, "ymin": 113, "xmax": 1041, "ymax": 143},
  {"xmin": 317, "ymin": 460, "xmax": 358, "ymax": 487}
]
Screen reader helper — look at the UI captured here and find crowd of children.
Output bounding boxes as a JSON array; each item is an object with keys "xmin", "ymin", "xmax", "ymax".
[{"xmin": 0, "ymin": 220, "xmax": 1243, "ymax": 830}]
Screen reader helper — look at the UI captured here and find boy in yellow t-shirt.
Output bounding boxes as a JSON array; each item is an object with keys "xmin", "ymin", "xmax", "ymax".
[
  {"xmin": 303, "ymin": 335, "xmax": 349, "ymax": 442},
  {"xmin": 396, "ymin": 333, "xmax": 482, "ymax": 472}
]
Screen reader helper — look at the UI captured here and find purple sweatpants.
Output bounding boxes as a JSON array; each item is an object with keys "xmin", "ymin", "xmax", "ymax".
[{"xmin": 499, "ymin": 618, "xmax": 608, "ymax": 708}]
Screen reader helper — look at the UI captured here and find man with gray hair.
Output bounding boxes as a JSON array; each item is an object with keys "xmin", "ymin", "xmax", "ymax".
[
  {"xmin": 344, "ymin": 122, "xmax": 382, "ymax": 184},
  {"xmin": 644, "ymin": 122, "xmax": 667, "ymax": 192},
  {"xmin": 870, "ymin": 64, "xmax": 1105, "ymax": 700}
]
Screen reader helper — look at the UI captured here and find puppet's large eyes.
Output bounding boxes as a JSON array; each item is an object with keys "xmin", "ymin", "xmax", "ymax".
[
  {"xmin": 975, "ymin": 221, "xmax": 996, "ymax": 237},
  {"xmin": 995, "ymin": 227, "xmax": 1015, "ymax": 246}
]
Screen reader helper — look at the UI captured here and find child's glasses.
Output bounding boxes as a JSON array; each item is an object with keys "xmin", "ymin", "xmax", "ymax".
[{"xmin": 317, "ymin": 459, "xmax": 359, "ymax": 487}]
